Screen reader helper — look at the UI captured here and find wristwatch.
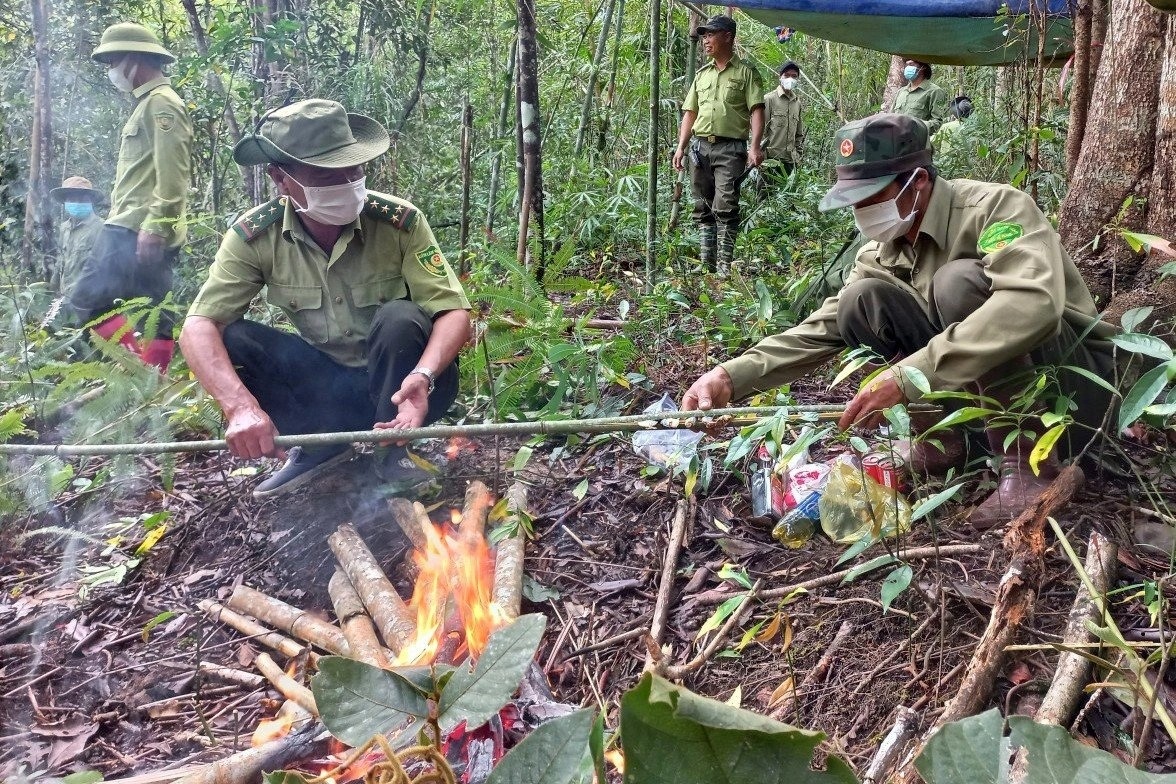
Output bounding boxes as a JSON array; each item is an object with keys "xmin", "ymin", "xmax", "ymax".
[{"xmin": 409, "ymin": 367, "xmax": 436, "ymax": 393}]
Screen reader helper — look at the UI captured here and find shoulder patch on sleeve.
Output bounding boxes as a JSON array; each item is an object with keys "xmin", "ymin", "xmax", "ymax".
[
  {"xmin": 977, "ymin": 221, "xmax": 1024, "ymax": 253},
  {"xmin": 231, "ymin": 197, "xmax": 285, "ymax": 242},
  {"xmin": 363, "ymin": 193, "xmax": 418, "ymax": 231},
  {"xmin": 415, "ymin": 245, "xmax": 449, "ymax": 278}
]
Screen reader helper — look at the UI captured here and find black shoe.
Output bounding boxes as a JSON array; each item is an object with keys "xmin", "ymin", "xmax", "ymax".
[
  {"xmin": 253, "ymin": 445, "xmax": 355, "ymax": 500},
  {"xmin": 373, "ymin": 447, "xmax": 440, "ymax": 498}
]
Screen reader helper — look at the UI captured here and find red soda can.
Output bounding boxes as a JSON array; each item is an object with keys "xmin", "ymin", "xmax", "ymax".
[{"xmin": 863, "ymin": 452, "xmax": 907, "ymax": 491}]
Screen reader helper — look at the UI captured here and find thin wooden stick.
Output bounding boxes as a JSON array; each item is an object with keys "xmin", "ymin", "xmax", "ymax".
[
  {"xmin": 328, "ymin": 524, "xmax": 415, "ymax": 654},
  {"xmin": 197, "ymin": 599, "xmax": 318, "ymax": 664},
  {"xmin": 227, "ymin": 585, "xmax": 349, "ymax": 656},
  {"xmin": 328, "ymin": 569, "xmax": 391, "ymax": 668},
  {"xmin": 254, "ymin": 653, "xmax": 318, "ymax": 715},
  {"xmin": 492, "ymin": 482, "xmax": 529, "ymax": 621},
  {"xmin": 644, "ymin": 498, "xmax": 692, "ymax": 672},
  {"xmin": 770, "ymin": 619, "xmax": 854, "ymax": 721},
  {"xmin": 663, "ymin": 581, "xmax": 762, "ymax": 680}
]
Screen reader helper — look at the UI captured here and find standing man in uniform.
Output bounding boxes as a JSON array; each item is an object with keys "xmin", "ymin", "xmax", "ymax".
[
  {"xmin": 761, "ymin": 60, "xmax": 806, "ymax": 190},
  {"xmin": 179, "ymin": 100, "xmax": 471, "ymax": 500},
  {"xmin": 49, "ymin": 176, "xmax": 105, "ymax": 320},
  {"xmin": 681, "ymin": 114, "xmax": 1117, "ymax": 528},
  {"xmin": 71, "ymin": 22, "xmax": 192, "ymax": 371},
  {"xmin": 672, "ymin": 15, "xmax": 764, "ymax": 273},
  {"xmin": 891, "ymin": 58, "xmax": 950, "ymax": 135}
]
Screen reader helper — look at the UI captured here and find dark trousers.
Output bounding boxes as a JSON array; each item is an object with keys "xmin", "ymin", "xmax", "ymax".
[
  {"xmin": 690, "ymin": 137, "xmax": 748, "ymax": 229},
  {"xmin": 835, "ymin": 258, "xmax": 1116, "ymax": 451},
  {"xmin": 70, "ymin": 225, "xmax": 180, "ymax": 334},
  {"xmin": 221, "ymin": 300, "xmax": 459, "ymax": 437}
]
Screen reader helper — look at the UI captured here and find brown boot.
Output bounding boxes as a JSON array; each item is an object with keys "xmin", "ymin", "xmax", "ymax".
[
  {"xmin": 968, "ymin": 429, "xmax": 1060, "ymax": 529},
  {"xmin": 895, "ymin": 428, "xmax": 969, "ymax": 476}
]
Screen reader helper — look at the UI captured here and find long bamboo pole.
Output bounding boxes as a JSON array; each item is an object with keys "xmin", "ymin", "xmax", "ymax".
[
  {"xmin": 0, "ymin": 404, "xmax": 923, "ymax": 456},
  {"xmin": 645, "ymin": 0, "xmax": 663, "ymax": 292}
]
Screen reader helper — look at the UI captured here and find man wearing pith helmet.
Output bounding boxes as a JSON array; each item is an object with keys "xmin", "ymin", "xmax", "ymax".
[
  {"xmin": 179, "ymin": 99, "xmax": 472, "ymax": 501},
  {"xmin": 72, "ymin": 22, "xmax": 192, "ymax": 370},
  {"xmin": 682, "ymin": 113, "xmax": 1117, "ymax": 528},
  {"xmin": 49, "ymin": 176, "xmax": 105, "ymax": 315}
]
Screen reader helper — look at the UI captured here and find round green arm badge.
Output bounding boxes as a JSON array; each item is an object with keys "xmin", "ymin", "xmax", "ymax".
[{"xmin": 977, "ymin": 221, "xmax": 1024, "ymax": 253}]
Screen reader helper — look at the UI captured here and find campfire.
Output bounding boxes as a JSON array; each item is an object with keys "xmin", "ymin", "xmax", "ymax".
[{"xmin": 192, "ymin": 480, "xmax": 560, "ymax": 784}]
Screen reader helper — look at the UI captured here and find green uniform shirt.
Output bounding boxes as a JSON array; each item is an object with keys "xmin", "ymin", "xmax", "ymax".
[
  {"xmin": 721, "ymin": 178, "xmax": 1117, "ymax": 400},
  {"xmin": 107, "ymin": 76, "xmax": 192, "ymax": 248},
  {"xmin": 187, "ymin": 191, "xmax": 471, "ymax": 368},
  {"xmin": 683, "ymin": 56, "xmax": 763, "ymax": 139},
  {"xmin": 762, "ymin": 87, "xmax": 805, "ymax": 164},
  {"xmin": 56, "ymin": 211, "xmax": 103, "ymax": 298},
  {"xmin": 892, "ymin": 80, "xmax": 950, "ymax": 135}
]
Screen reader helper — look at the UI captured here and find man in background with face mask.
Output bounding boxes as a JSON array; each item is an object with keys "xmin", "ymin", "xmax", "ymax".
[
  {"xmin": 760, "ymin": 60, "xmax": 806, "ymax": 190},
  {"xmin": 681, "ymin": 114, "xmax": 1116, "ymax": 528},
  {"xmin": 179, "ymin": 100, "xmax": 471, "ymax": 500},
  {"xmin": 49, "ymin": 176, "xmax": 105, "ymax": 319},
  {"xmin": 891, "ymin": 58, "xmax": 950, "ymax": 135},
  {"xmin": 72, "ymin": 22, "xmax": 192, "ymax": 370}
]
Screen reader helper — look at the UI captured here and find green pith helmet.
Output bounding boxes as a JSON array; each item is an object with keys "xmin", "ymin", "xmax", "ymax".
[
  {"xmin": 233, "ymin": 99, "xmax": 391, "ymax": 168},
  {"xmin": 92, "ymin": 22, "xmax": 176, "ymax": 65},
  {"xmin": 818, "ymin": 113, "xmax": 932, "ymax": 212}
]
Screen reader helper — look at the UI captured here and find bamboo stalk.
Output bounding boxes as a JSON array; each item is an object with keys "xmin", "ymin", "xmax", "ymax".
[
  {"xmin": 0, "ymin": 405, "xmax": 938, "ymax": 456},
  {"xmin": 328, "ymin": 569, "xmax": 391, "ymax": 668},
  {"xmin": 493, "ymin": 482, "xmax": 529, "ymax": 621},
  {"xmin": 198, "ymin": 599, "xmax": 318, "ymax": 664},
  {"xmin": 196, "ymin": 663, "xmax": 266, "ymax": 689},
  {"xmin": 254, "ymin": 653, "xmax": 318, "ymax": 715},
  {"xmin": 227, "ymin": 585, "xmax": 349, "ymax": 656},
  {"xmin": 328, "ymin": 524, "xmax": 415, "ymax": 654}
]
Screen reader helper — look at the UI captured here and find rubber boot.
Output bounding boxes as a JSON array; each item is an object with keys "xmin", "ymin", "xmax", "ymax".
[
  {"xmin": 717, "ymin": 223, "xmax": 737, "ymax": 275},
  {"xmin": 140, "ymin": 338, "xmax": 175, "ymax": 374},
  {"xmin": 893, "ymin": 412, "xmax": 969, "ymax": 476},
  {"xmin": 699, "ymin": 224, "xmax": 718, "ymax": 272},
  {"xmin": 93, "ymin": 314, "xmax": 141, "ymax": 355}
]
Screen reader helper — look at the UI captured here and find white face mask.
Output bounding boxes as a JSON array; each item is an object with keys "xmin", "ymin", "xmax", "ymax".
[
  {"xmin": 779, "ymin": 76, "xmax": 797, "ymax": 91},
  {"xmin": 108, "ymin": 59, "xmax": 137, "ymax": 92},
  {"xmin": 283, "ymin": 170, "xmax": 367, "ymax": 226},
  {"xmin": 853, "ymin": 170, "xmax": 923, "ymax": 243}
]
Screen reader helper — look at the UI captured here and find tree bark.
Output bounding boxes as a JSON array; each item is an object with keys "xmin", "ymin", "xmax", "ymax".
[
  {"xmin": 575, "ymin": 0, "xmax": 617, "ymax": 157},
  {"xmin": 459, "ymin": 99, "xmax": 473, "ymax": 274},
  {"xmin": 23, "ymin": 0, "xmax": 55, "ymax": 280},
  {"xmin": 516, "ymin": 0, "xmax": 544, "ymax": 273},
  {"xmin": 486, "ymin": 38, "xmax": 517, "ymax": 236},
  {"xmin": 645, "ymin": 0, "xmax": 662, "ymax": 290},
  {"xmin": 597, "ymin": 0, "xmax": 627, "ymax": 154},
  {"xmin": 1065, "ymin": 0, "xmax": 1094, "ymax": 177},
  {"xmin": 881, "ymin": 54, "xmax": 906, "ymax": 112}
]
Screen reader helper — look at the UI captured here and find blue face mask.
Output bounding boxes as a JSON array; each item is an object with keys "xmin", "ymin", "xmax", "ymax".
[
  {"xmin": 64, "ymin": 202, "xmax": 93, "ymax": 219},
  {"xmin": 903, "ymin": 65, "xmax": 919, "ymax": 82}
]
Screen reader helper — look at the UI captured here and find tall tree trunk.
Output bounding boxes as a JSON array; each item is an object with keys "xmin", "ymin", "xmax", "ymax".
[
  {"xmin": 516, "ymin": 0, "xmax": 544, "ymax": 273},
  {"xmin": 459, "ymin": 99, "xmax": 473, "ymax": 275},
  {"xmin": 487, "ymin": 38, "xmax": 517, "ymax": 236},
  {"xmin": 575, "ymin": 0, "xmax": 617, "ymax": 157},
  {"xmin": 23, "ymin": 0, "xmax": 54, "ymax": 280},
  {"xmin": 881, "ymin": 54, "xmax": 905, "ymax": 111},
  {"xmin": 597, "ymin": 0, "xmax": 626, "ymax": 155},
  {"xmin": 394, "ymin": 11, "xmax": 432, "ymax": 139},
  {"xmin": 1058, "ymin": 0, "xmax": 1165, "ymax": 309},
  {"xmin": 645, "ymin": 0, "xmax": 662, "ymax": 289},
  {"xmin": 1065, "ymin": 0, "xmax": 1094, "ymax": 177},
  {"xmin": 668, "ymin": 15, "xmax": 699, "ymax": 234}
]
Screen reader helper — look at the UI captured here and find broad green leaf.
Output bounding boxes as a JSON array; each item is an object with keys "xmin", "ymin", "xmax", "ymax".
[
  {"xmin": 1008, "ymin": 714, "xmax": 1176, "ymax": 783},
  {"xmin": 1111, "ymin": 333, "xmax": 1173, "ymax": 362},
  {"xmin": 1118, "ymin": 363, "xmax": 1176, "ymax": 432},
  {"xmin": 62, "ymin": 772, "xmax": 104, "ymax": 784},
  {"xmin": 841, "ymin": 554, "xmax": 899, "ymax": 584},
  {"xmin": 834, "ymin": 534, "xmax": 877, "ymax": 567},
  {"xmin": 880, "ymin": 565, "xmax": 913, "ymax": 614},
  {"xmin": 141, "ymin": 610, "xmax": 178, "ymax": 642},
  {"xmin": 696, "ymin": 596, "xmax": 744, "ymax": 639},
  {"xmin": 897, "ymin": 366, "xmax": 932, "ymax": 396},
  {"xmin": 1030, "ymin": 424, "xmax": 1067, "ymax": 476},
  {"xmin": 512, "ymin": 445, "xmax": 534, "ymax": 472},
  {"xmin": 263, "ymin": 772, "xmax": 312, "ymax": 784},
  {"xmin": 589, "ymin": 713, "xmax": 607, "ymax": 784},
  {"xmin": 571, "ymin": 479, "xmax": 589, "ymax": 501},
  {"xmin": 487, "ymin": 709, "xmax": 595, "ymax": 784},
  {"xmin": 912, "ymin": 484, "xmax": 964, "ymax": 522},
  {"xmin": 1060, "ymin": 365, "xmax": 1120, "ymax": 396},
  {"xmin": 829, "ymin": 355, "xmax": 874, "ymax": 390},
  {"xmin": 717, "ymin": 563, "xmax": 753, "ymax": 590},
  {"xmin": 915, "ymin": 708, "xmax": 1006, "ymax": 784},
  {"xmin": 924, "ymin": 407, "xmax": 994, "ymax": 433},
  {"xmin": 620, "ymin": 673, "xmax": 857, "ymax": 784},
  {"xmin": 1121, "ymin": 306, "xmax": 1154, "ymax": 334},
  {"xmin": 311, "ymin": 657, "xmax": 429, "ymax": 746},
  {"xmin": 438, "ymin": 614, "xmax": 546, "ymax": 733},
  {"xmin": 1144, "ymin": 401, "xmax": 1176, "ymax": 418}
]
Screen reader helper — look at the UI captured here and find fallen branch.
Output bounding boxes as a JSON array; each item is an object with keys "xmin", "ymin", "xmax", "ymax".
[
  {"xmin": 863, "ymin": 706, "xmax": 920, "ymax": 784},
  {"xmin": 328, "ymin": 569, "xmax": 391, "ymax": 668},
  {"xmin": 662, "ymin": 580, "xmax": 762, "ymax": 680},
  {"xmin": 389, "ymin": 498, "xmax": 428, "ymax": 550},
  {"xmin": 255, "ymin": 652, "xmax": 318, "ymax": 715},
  {"xmin": 892, "ymin": 464, "xmax": 1085, "ymax": 784},
  {"xmin": 460, "ymin": 480, "xmax": 494, "ymax": 540},
  {"xmin": 328, "ymin": 523, "xmax": 415, "ymax": 654},
  {"xmin": 195, "ymin": 663, "xmax": 265, "ymax": 689},
  {"xmin": 197, "ymin": 599, "xmax": 318, "ymax": 664},
  {"xmin": 644, "ymin": 498, "xmax": 693, "ymax": 672},
  {"xmin": 227, "ymin": 585, "xmax": 349, "ymax": 656},
  {"xmin": 771, "ymin": 619, "xmax": 854, "ymax": 721},
  {"xmin": 492, "ymin": 482, "xmax": 529, "ymax": 621},
  {"xmin": 170, "ymin": 715, "xmax": 325, "ymax": 784}
]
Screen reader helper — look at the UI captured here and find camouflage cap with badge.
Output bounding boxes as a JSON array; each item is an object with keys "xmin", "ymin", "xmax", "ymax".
[{"xmin": 818, "ymin": 113, "xmax": 932, "ymax": 212}]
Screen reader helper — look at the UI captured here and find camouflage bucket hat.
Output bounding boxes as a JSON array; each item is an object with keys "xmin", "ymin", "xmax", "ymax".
[
  {"xmin": 50, "ymin": 176, "xmax": 103, "ymax": 202},
  {"xmin": 92, "ymin": 22, "xmax": 176, "ymax": 65},
  {"xmin": 233, "ymin": 99, "xmax": 391, "ymax": 169},
  {"xmin": 818, "ymin": 113, "xmax": 932, "ymax": 212}
]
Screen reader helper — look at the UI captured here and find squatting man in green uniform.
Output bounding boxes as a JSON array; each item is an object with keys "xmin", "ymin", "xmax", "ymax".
[
  {"xmin": 672, "ymin": 15, "xmax": 764, "ymax": 273},
  {"xmin": 179, "ymin": 100, "xmax": 472, "ymax": 500},
  {"xmin": 681, "ymin": 114, "xmax": 1117, "ymax": 528},
  {"xmin": 71, "ymin": 22, "xmax": 192, "ymax": 372},
  {"xmin": 50, "ymin": 176, "xmax": 105, "ymax": 321},
  {"xmin": 891, "ymin": 58, "xmax": 950, "ymax": 135}
]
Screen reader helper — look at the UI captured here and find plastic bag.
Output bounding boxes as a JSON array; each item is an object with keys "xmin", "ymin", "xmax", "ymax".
[
  {"xmin": 818, "ymin": 454, "xmax": 912, "ymax": 544},
  {"xmin": 632, "ymin": 393, "xmax": 704, "ymax": 470}
]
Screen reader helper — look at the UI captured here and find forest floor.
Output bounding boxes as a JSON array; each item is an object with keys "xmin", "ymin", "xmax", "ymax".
[{"xmin": 3, "ymin": 370, "xmax": 1176, "ymax": 781}]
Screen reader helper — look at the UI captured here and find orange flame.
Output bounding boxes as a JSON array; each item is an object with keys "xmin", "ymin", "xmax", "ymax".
[
  {"xmin": 446, "ymin": 437, "xmax": 477, "ymax": 460},
  {"xmin": 393, "ymin": 511, "xmax": 509, "ymax": 666},
  {"xmin": 251, "ymin": 713, "xmax": 294, "ymax": 746}
]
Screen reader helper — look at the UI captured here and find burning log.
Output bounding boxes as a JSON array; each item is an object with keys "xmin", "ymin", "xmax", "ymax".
[
  {"xmin": 254, "ymin": 652, "xmax": 318, "ymax": 715},
  {"xmin": 460, "ymin": 480, "xmax": 494, "ymax": 540},
  {"xmin": 492, "ymin": 482, "xmax": 528, "ymax": 622},
  {"xmin": 198, "ymin": 599, "xmax": 319, "ymax": 664},
  {"xmin": 328, "ymin": 569, "xmax": 392, "ymax": 668},
  {"xmin": 170, "ymin": 712, "xmax": 325, "ymax": 784},
  {"xmin": 389, "ymin": 497, "xmax": 428, "ymax": 550},
  {"xmin": 227, "ymin": 585, "xmax": 350, "ymax": 656},
  {"xmin": 328, "ymin": 523, "xmax": 415, "ymax": 654}
]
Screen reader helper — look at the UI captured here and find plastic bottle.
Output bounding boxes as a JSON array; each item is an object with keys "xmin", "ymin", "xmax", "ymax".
[
  {"xmin": 818, "ymin": 456, "xmax": 912, "ymax": 544},
  {"xmin": 772, "ymin": 490, "xmax": 819, "ymax": 548}
]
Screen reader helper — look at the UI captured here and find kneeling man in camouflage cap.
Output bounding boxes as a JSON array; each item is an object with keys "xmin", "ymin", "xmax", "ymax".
[
  {"xmin": 180, "ymin": 99, "xmax": 471, "ymax": 499},
  {"xmin": 682, "ymin": 113, "xmax": 1117, "ymax": 527}
]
